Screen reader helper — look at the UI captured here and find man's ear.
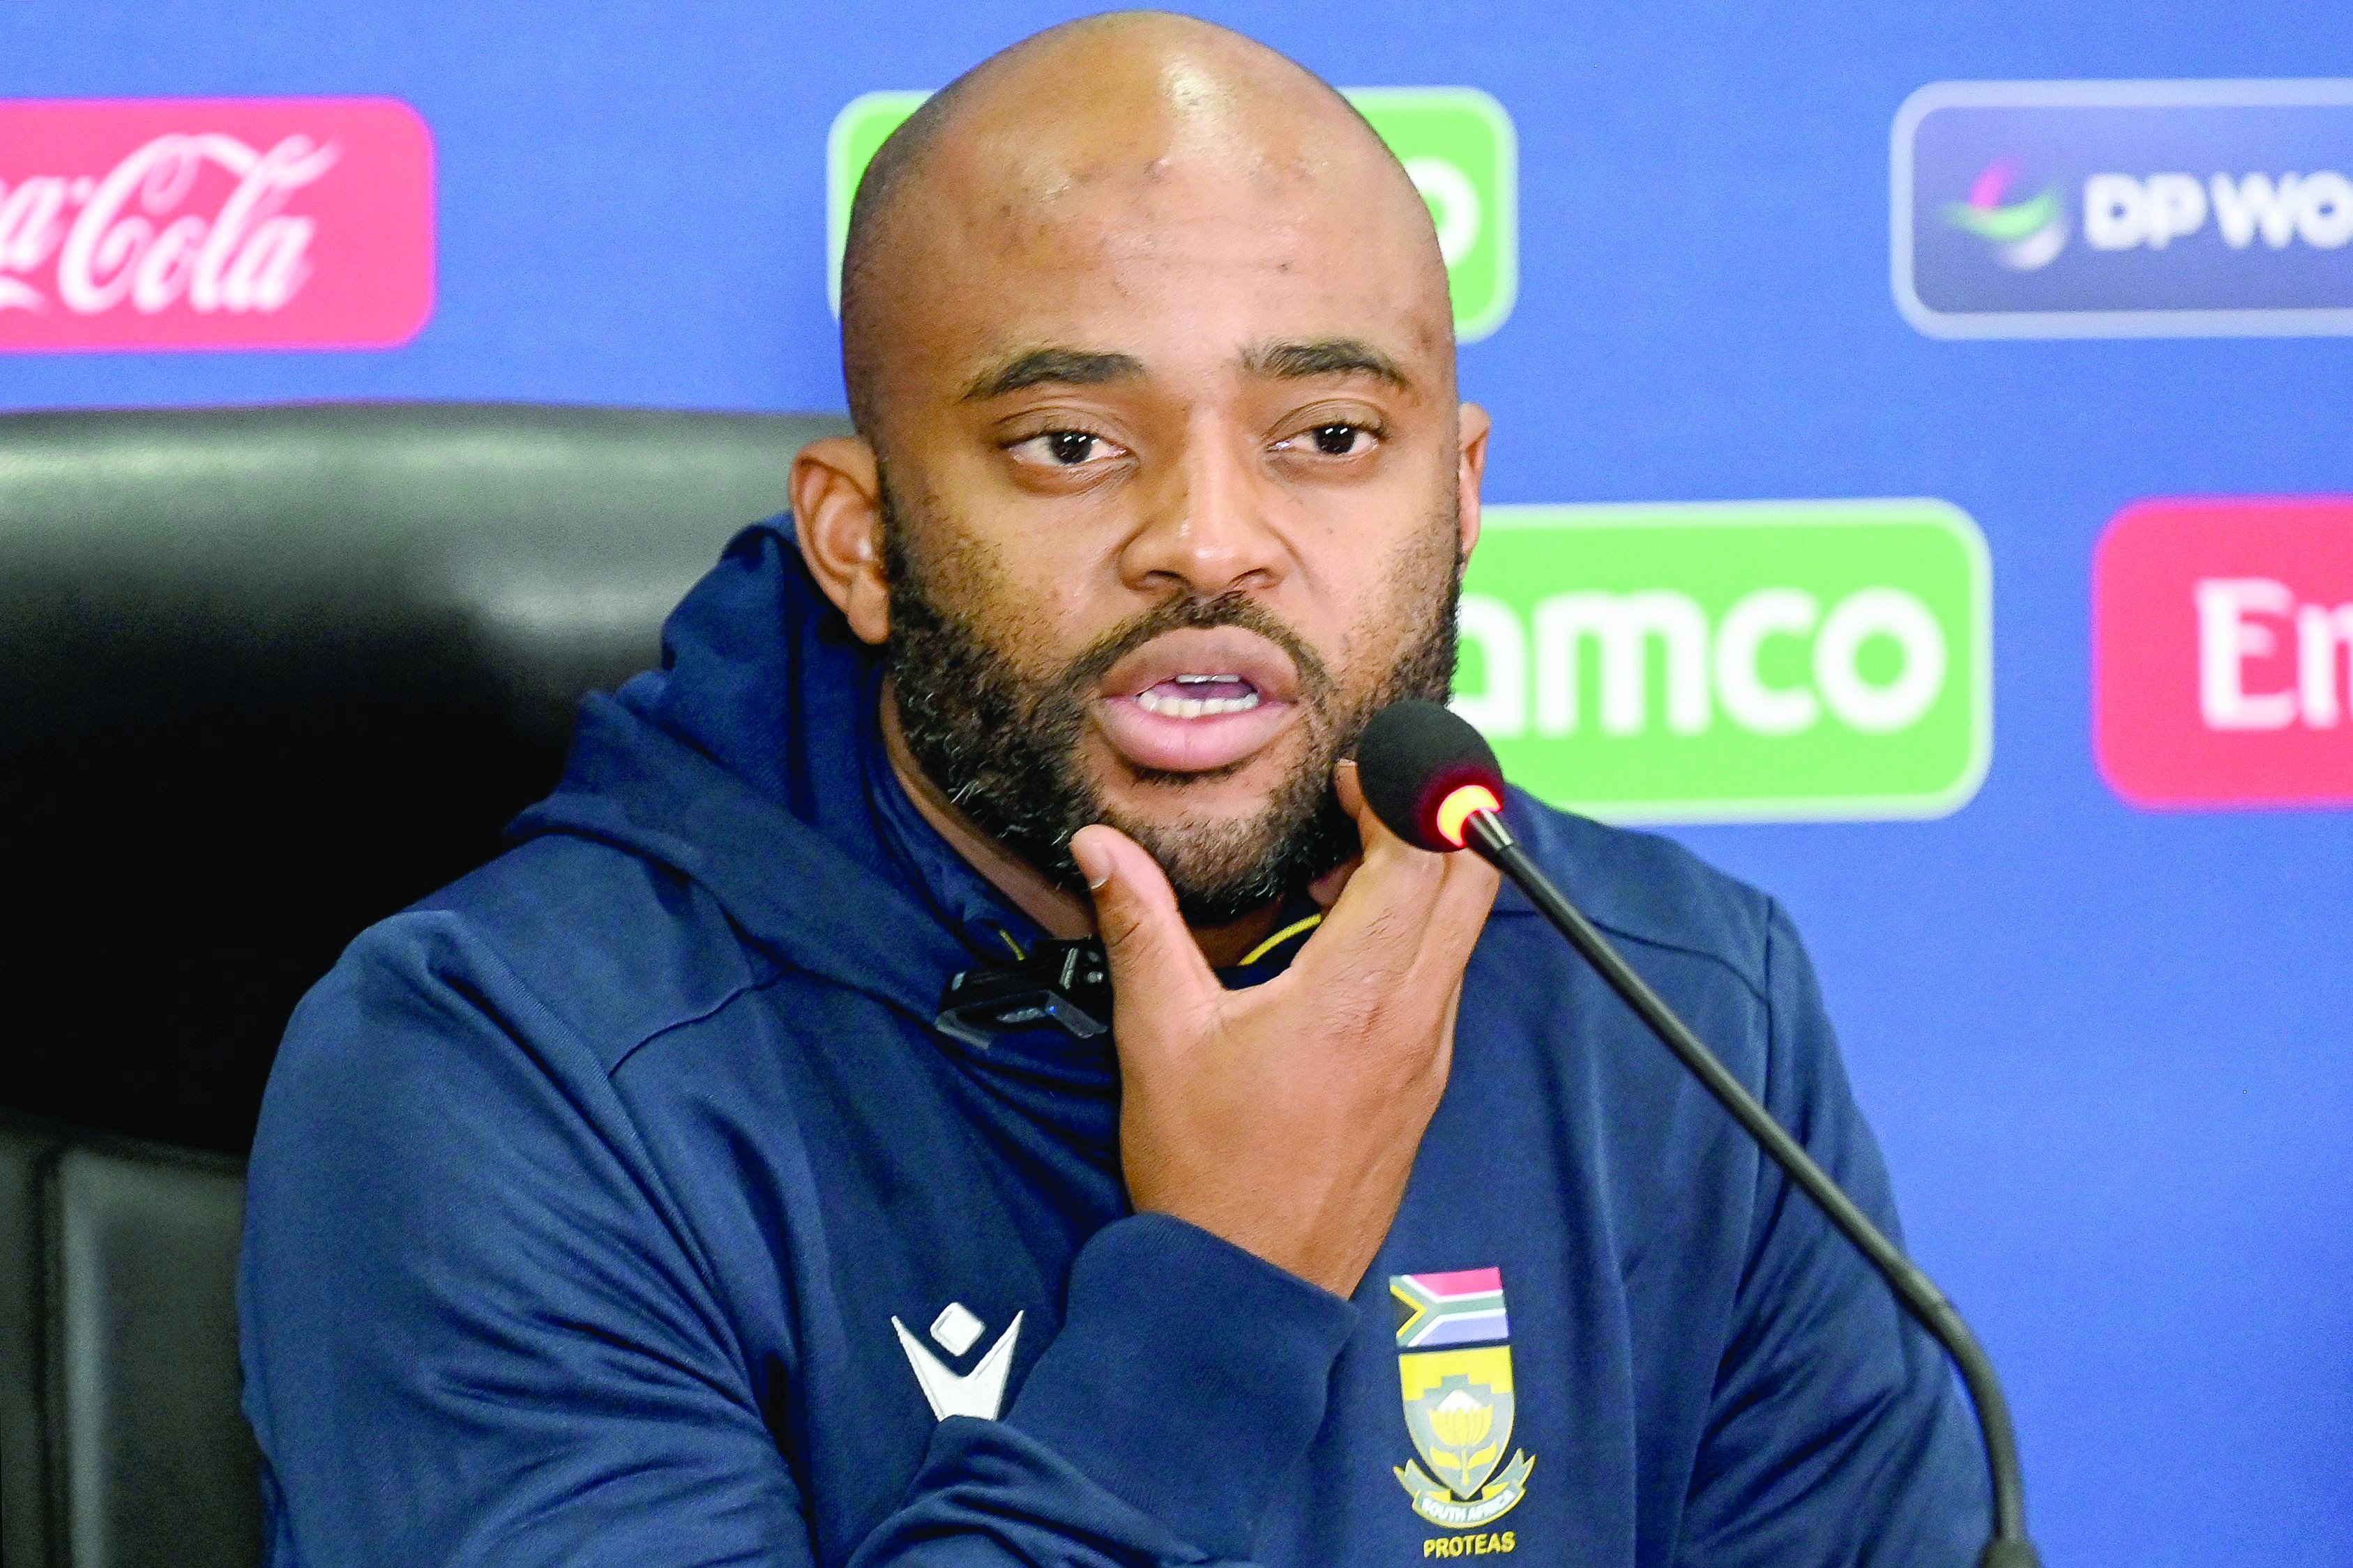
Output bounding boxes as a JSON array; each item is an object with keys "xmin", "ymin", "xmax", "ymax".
[
  {"xmin": 1455, "ymin": 401, "xmax": 1491, "ymax": 565},
  {"xmin": 791, "ymin": 436, "xmax": 891, "ymax": 646}
]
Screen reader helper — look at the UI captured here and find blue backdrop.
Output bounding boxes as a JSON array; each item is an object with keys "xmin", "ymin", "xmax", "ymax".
[{"xmin": 6, "ymin": 3, "xmax": 2349, "ymax": 1562}]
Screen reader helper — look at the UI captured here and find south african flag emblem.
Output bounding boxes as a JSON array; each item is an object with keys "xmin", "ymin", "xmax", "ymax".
[{"xmin": 1391, "ymin": 1268, "xmax": 1535, "ymax": 1529}]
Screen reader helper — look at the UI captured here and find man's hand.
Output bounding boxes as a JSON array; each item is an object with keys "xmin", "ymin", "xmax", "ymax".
[{"xmin": 1068, "ymin": 761, "xmax": 1501, "ymax": 1299}]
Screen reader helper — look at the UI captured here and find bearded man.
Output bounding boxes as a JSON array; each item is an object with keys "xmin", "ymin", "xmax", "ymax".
[{"xmin": 240, "ymin": 13, "xmax": 1987, "ymax": 1565}]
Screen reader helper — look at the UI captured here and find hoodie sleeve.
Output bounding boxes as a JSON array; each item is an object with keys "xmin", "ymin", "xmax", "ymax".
[
  {"xmin": 849, "ymin": 1214, "xmax": 1359, "ymax": 1567},
  {"xmin": 240, "ymin": 917, "xmax": 811, "ymax": 1567},
  {"xmin": 1674, "ymin": 905, "xmax": 1990, "ymax": 1568},
  {"xmin": 240, "ymin": 919, "xmax": 1354, "ymax": 1568}
]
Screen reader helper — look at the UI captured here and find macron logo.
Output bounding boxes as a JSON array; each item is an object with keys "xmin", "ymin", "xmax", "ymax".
[{"xmin": 891, "ymin": 1302, "xmax": 1024, "ymax": 1422}]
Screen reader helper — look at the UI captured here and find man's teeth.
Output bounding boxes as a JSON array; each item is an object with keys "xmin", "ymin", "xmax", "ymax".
[{"xmin": 1135, "ymin": 678, "xmax": 1262, "ymax": 719}]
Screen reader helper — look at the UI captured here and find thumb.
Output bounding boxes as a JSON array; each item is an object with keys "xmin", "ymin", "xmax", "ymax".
[{"xmin": 1070, "ymin": 823, "xmax": 1217, "ymax": 1019}]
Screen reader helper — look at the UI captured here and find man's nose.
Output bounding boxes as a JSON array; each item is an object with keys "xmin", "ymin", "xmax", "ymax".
[{"xmin": 1116, "ymin": 429, "xmax": 1289, "ymax": 599}]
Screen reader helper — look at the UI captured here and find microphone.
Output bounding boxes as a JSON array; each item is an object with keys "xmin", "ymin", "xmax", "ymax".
[{"xmin": 1356, "ymin": 699, "xmax": 2041, "ymax": 1568}]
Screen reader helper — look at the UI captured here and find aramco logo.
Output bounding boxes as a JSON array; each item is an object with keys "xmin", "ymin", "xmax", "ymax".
[
  {"xmin": 1453, "ymin": 502, "xmax": 1991, "ymax": 823},
  {"xmin": 1942, "ymin": 158, "xmax": 2069, "ymax": 271}
]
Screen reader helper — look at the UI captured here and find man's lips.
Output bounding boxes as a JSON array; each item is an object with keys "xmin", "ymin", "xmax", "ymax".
[
  {"xmin": 1091, "ymin": 627, "xmax": 1306, "ymax": 774},
  {"xmin": 1097, "ymin": 625, "xmax": 1303, "ymax": 704}
]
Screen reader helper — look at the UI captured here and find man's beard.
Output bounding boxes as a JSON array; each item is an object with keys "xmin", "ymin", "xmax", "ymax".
[{"xmin": 882, "ymin": 487, "xmax": 1462, "ymax": 926}]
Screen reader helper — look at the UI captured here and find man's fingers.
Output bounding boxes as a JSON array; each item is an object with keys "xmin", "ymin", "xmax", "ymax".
[
  {"xmin": 1333, "ymin": 756, "xmax": 1368, "ymax": 824},
  {"xmin": 1297, "ymin": 756, "xmax": 1496, "ymax": 994},
  {"xmin": 1298, "ymin": 819, "xmax": 1448, "ymax": 989},
  {"xmin": 1333, "ymin": 752, "xmax": 1423, "ymax": 883},
  {"xmin": 1070, "ymin": 824, "xmax": 1217, "ymax": 1022},
  {"xmin": 1308, "ymin": 855, "xmax": 1359, "ymax": 910},
  {"xmin": 1407, "ymin": 844, "xmax": 1502, "ymax": 992},
  {"xmin": 1311, "ymin": 761, "xmax": 1366, "ymax": 908}
]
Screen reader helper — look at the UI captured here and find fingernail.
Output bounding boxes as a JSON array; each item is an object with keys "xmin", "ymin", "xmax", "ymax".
[{"xmin": 1070, "ymin": 832, "xmax": 1111, "ymax": 891}]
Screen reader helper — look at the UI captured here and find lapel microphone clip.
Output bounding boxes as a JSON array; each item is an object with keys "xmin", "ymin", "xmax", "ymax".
[{"xmin": 935, "ymin": 938, "xmax": 1112, "ymax": 1049}]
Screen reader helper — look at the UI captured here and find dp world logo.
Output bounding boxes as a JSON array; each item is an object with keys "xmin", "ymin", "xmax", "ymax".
[
  {"xmin": 1454, "ymin": 502, "xmax": 1990, "ymax": 823},
  {"xmin": 826, "ymin": 87, "xmax": 1515, "ymax": 341},
  {"xmin": 1944, "ymin": 158, "xmax": 2068, "ymax": 271},
  {"xmin": 1895, "ymin": 79, "xmax": 2353, "ymax": 337}
]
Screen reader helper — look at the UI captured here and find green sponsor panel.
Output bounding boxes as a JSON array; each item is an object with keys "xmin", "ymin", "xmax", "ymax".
[
  {"xmin": 1455, "ymin": 502, "xmax": 1991, "ymax": 823},
  {"xmin": 1345, "ymin": 88, "xmax": 1516, "ymax": 342},
  {"xmin": 825, "ymin": 87, "xmax": 1515, "ymax": 340},
  {"xmin": 826, "ymin": 91, "xmax": 928, "ymax": 316}
]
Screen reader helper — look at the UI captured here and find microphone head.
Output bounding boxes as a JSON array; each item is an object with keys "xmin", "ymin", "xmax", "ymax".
[{"xmin": 1354, "ymin": 699, "xmax": 1506, "ymax": 852}]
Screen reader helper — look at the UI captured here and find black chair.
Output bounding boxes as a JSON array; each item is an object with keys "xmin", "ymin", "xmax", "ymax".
[{"xmin": 0, "ymin": 402, "xmax": 843, "ymax": 1568}]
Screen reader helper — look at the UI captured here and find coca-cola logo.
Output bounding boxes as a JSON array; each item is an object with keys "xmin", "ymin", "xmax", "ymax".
[{"xmin": 0, "ymin": 98, "xmax": 433, "ymax": 351}]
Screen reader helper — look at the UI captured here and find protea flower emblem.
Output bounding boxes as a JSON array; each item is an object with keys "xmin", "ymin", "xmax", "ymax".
[{"xmin": 1428, "ymin": 1387, "xmax": 1495, "ymax": 1451}]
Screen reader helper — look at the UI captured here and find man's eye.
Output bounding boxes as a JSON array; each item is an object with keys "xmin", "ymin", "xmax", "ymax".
[
  {"xmin": 1290, "ymin": 423, "xmax": 1373, "ymax": 457},
  {"xmin": 1008, "ymin": 429, "xmax": 1114, "ymax": 467}
]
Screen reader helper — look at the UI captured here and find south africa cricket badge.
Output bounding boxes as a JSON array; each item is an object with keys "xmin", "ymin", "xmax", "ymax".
[{"xmin": 1391, "ymin": 1268, "xmax": 1536, "ymax": 1529}]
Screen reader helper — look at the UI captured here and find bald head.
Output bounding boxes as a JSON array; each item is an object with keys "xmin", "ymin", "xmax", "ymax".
[{"xmin": 838, "ymin": 11, "xmax": 1451, "ymax": 443}]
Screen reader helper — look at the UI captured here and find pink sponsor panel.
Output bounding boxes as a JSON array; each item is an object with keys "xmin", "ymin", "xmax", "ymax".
[
  {"xmin": 2094, "ymin": 496, "xmax": 2353, "ymax": 809},
  {"xmin": 0, "ymin": 97, "xmax": 434, "ymax": 352}
]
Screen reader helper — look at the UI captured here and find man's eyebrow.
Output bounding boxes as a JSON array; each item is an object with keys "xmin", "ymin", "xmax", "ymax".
[
  {"xmin": 960, "ymin": 347, "xmax": 1147, "ymax": 401},
  {"xmin": 1243, "ymin": 337, "xmax": 1412, "ymax": 390}
]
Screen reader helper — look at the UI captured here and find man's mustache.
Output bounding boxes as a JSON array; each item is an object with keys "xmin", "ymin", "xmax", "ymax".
[{"xmin": 1048, "ymin": 591, "xmax": 1337, "ymax": 710}]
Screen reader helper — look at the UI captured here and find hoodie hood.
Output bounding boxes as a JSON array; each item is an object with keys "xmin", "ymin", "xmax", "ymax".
[{"xmin": 510, "ymin": 519, "xmax": 1022, "ymax": 1021}]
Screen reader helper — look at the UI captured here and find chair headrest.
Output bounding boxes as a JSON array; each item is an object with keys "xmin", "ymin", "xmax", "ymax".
[{"xmin": 0, "ymin": 402, "xmax": 849, "ymax": 1152}]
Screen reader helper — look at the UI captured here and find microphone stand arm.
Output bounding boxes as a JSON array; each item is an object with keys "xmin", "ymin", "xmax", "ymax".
[{"xmin": 1465, "ymin": 812, "xmax": 2041, "ymax": 1568}]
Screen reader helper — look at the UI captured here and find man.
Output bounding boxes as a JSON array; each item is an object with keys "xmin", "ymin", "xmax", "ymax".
[{"xmin": 240, "ymin": 13, "xmax": 1987, "ymax": 1565}]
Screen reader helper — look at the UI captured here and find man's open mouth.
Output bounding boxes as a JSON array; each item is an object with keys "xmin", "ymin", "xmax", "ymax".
[
  {"xmin": 1091, "ymin": 628, "xmax": 1305, "ymax": 775},
  {"xmin": 1133, "ymin": 673, "xmax": 1264, "ymax": 718}
]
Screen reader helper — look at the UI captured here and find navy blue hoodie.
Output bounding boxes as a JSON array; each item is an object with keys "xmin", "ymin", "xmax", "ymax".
[{"xmin": 239, "ymin": 521, "xmax": 1986, "ymax": 1567}]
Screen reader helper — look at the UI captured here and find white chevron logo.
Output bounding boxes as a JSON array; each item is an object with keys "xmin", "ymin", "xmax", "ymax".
[{"xmin": 891, "ymin": 1302, "xmax": 1024, "ymax": 1422}]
